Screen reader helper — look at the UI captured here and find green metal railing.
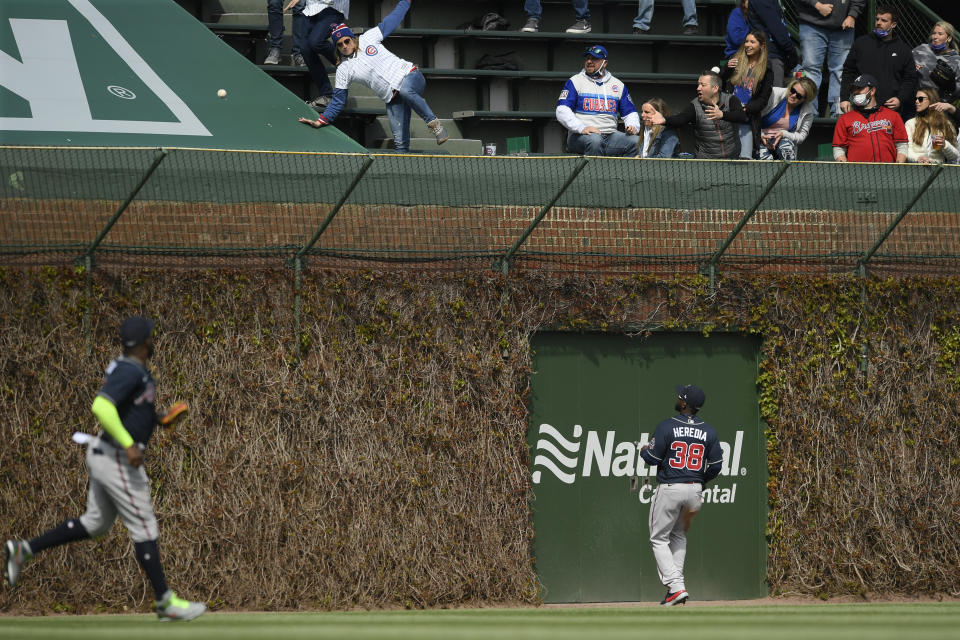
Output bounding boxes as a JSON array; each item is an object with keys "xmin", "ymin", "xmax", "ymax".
[{"xmin": 2, "ymin": 146, "xmax": 958, "ymax": 280}]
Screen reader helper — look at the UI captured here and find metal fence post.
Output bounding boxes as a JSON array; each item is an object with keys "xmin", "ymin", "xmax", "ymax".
[
  {"xmin": 700, "ymin": 160, "xmax": 792, "ymax": 290},
  {"xmin": 494, "ymin": 157, "xmax": 589, "ymax": 275},
  {"xmin": 287, "ymin": 154, "xmax": 375, "ymax": 357},
  {"xmin": 77, "ymin": 148, "xmax": 168, "ymax": 267},
  {"xmin": 289, "ymin": 155, "xmax": 375, "ymax": 266},
  {"xmin": 75, "ymin": 147, "xmax": 167, "ymax": 355},
  {"xmin": 858, "ymin": 164, "xmax": 944, "ymax": 272}
]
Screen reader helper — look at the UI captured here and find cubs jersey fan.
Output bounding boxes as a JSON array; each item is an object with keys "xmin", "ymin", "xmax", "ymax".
[{"xmin": 556, "ymin": 47, "xmax": 641, "ymax": 135}]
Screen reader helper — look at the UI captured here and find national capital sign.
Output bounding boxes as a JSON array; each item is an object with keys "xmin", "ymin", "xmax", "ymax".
[{"xmin": 532, "ymin": 423, "xmax": 748, "ymax": 505}]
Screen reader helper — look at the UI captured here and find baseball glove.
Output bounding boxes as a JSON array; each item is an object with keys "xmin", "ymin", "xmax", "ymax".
[{"xmin": 158, "ymin": 402, "xmax": 188, "ymax": 426}]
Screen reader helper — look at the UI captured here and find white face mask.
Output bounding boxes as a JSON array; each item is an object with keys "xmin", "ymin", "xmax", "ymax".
[{"xmin": 852, "ymin": 93, "xmax": 870, "ymax": 107}]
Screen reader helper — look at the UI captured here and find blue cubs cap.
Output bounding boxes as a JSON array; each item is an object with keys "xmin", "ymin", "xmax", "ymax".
[
  {"xmin": 119, "ymin": 316, "xmax": 155, "ymax": 348},
  {"xmin": 583, "ymin": 44, "xmax": 608, "ymax": 60},
  {"xmin": 330, "ymin": 23, "xmax": 355, "ymax": 43},
  {"xmin": 675, "ymin": 384, "xmax": 706, "ymax": 410}
]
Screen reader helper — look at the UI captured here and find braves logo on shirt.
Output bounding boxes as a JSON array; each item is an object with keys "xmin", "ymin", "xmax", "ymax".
[
  {"xmin": 851, "ymin": 119, "xmax": 894, "ymax": 135},
  {"xmin": 366, "ymin": 45, "xmax": 378, "ymax": 56}
]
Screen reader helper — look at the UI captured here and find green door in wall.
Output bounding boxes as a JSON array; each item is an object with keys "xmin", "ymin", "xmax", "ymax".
[{"xmin": 528, "ymin": 332, "xmax": 767, "ymax": 603}]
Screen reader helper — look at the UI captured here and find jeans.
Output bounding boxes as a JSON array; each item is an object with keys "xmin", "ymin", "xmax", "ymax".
[
  {"xmin": 385, "ymin": 70, "xmax": 437, "ymax": 152},
  {"xmin": 267, "ymin": 0, "xmax": 306, "ymax": 53},
  {"xmin": 567, "ymin": 131, "xmax": 640, "ymax": 157},
  {"xmin": 525, "ymin": 0, "xmax": 589, "ymax": 21},
  {"xmin": 737, "ymin": 122, "xmax": 753, "ymax": 159},
  {"xmin": 303, "ymin": 8, "xmax": 345, "ymax": 98},
  {"xmin": 634, "ymin": 0, "xmax": 698, "ymax": 29},
  {"xmin": 799, "ymin": 23, "xmax": 855, "ymax": 117},
  {"xmin": 757, "ymin": 137, "xmax": 797, "ymax": 160}
]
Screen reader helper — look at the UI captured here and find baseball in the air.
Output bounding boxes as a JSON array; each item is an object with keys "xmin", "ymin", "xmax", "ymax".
[{"xmin": 217, "ymin": 89, "xmax": 227, "ymax": 99}]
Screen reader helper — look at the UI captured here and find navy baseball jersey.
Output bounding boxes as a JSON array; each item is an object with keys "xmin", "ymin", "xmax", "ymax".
[
  {"xmin": 97, "ymin": 356, "xmax": 157, "ymax": 446},
  {"xmin": 640, "ymin": 414, "xmax": 723, "ymax": 484}
]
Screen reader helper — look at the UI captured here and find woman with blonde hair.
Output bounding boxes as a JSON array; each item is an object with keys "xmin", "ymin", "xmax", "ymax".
[
  {"xmin": 720, "ymin": 30, "xmax": 773, "ymax": 158},
  {"xmin": 757, "ymin": 76, "xmax": 817, "ymax": 160},
  {"xmin": 913, "ymin": 21, "xmax": 960, "ymax": 102},
  {"xmin": 638, "ymin": 97, "xmax": 680, "ymax": 158},
  {"xmin": 905, "ymin": 87, "xmax": 958, "ymax": 164}
]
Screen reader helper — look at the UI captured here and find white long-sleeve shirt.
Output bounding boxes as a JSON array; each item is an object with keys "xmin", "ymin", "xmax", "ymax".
[{"xmin": 302, "ymin": 0, "xmax": 350, "ymax": 19}]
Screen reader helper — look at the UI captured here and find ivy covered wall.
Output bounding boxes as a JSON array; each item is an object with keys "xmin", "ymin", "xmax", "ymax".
[{"xmin": 1, "ymin": 268, "xmax": 958, "ymax": 614}]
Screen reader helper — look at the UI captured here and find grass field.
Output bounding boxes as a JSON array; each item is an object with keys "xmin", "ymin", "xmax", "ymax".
[{"xmin": 1, "ymin": 602, "xmax": 959, "ymax": 639}]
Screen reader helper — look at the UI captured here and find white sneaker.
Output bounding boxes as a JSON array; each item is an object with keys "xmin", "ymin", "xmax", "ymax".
[
  {"xmin": 263, "ymin": 48, "xmax": 281, "ymax": 65},
  {"xmin": 156, "ymin": 591, "xmax": 206, "ymax": 621},
  {"xmin": 4, "ymin": 539, "xmax": 33, "ymax": 588}
]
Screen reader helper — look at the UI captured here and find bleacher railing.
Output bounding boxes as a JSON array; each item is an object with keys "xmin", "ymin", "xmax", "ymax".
[{"xmin": 2, "ymin": 146, "xmax": 958, "ymax": 280}]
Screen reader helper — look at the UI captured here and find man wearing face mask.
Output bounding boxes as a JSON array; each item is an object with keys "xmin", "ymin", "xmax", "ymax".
[
  {"xmin": 832, "ymin": 74, "xmax": 907, "ymax": 163},
  {"xmin": 556, "ymin": 44, "xmax": 641, "ymax": 156},
  {"xmin": 839, "ymin": 6, "xmax": 917, "ymax": 117}
]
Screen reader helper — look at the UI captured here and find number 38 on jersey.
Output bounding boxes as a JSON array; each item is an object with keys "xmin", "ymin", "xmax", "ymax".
[{"xmin": 668, "ymin": 441, "xmax": 705, "ymax": 471}]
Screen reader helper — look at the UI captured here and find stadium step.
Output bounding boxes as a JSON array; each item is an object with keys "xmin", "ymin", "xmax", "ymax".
[
  {"xmin": 371, "ymin": 137, "xmax": 483, "ymax": 155},
  {"xmin": 365, "ymin": 117, "xmax": 463, "ymax": 141}
]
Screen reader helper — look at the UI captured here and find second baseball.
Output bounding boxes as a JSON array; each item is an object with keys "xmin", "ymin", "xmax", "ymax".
[{"xmin": 217, "ymin": 89, "xmax": 227, "ymax": 98}]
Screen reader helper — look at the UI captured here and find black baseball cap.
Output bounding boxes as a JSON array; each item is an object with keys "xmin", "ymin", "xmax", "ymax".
[
  {"xmin": 851, "ymin": 74, "xmax": 878, "ymax": 89},
  {"xmin": 119, "ymin": 316, "xmax": 155, "ymax": 348},
  {"xmin": 675, "ymin": 384, "xmax": 706, "ymax": 410}
]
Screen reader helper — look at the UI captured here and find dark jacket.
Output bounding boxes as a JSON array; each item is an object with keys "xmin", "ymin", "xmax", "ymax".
[
  {"xmin": 841, "ymin": 31, "xmax": 918, "ymax": 109},
  {"xmin": 720, "ymin": 60, "xmax": 774, "ymax": 151},
  {"xmin": 664, "ymin": 93, "xmax": 748, "ymax": 159},
  {"xmin": 746, "ymin": 0, "xmax": 799, "ymax": 70},
  {"xmin": 796, "ymin": 0, "xmax": 864, "ymax": 31}
]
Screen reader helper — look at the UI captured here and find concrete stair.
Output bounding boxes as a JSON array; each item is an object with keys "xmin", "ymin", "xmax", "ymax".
[{"xmin": 369, "ymin": 137, "xmax": 484, "ymax": 155}]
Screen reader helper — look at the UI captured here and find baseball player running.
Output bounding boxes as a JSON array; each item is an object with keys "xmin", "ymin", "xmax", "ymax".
[
  {"xmin": 640, "ymin": 384, "xmax": 723, "ymax": 606},
  {"xmin": 298, "ymin": 0, "xmax": 450, "ymax": 151},
  {"xmin": 4, "ymin": 317, "xmax": 205, "ymax": 621}
]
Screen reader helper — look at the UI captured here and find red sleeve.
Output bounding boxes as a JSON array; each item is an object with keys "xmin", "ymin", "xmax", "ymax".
[
  {"xmin": 891, "ymin": 112, "xmax": 908, "ymax": 143},
  {"xmin": 832, "ymin": 116, "xmax": 848, "ymax": 147}
]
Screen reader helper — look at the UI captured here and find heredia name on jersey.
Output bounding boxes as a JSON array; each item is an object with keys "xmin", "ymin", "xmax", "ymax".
[{"xmin": 531, "ymin": 423, "xmax": 747, "ymax": 505}]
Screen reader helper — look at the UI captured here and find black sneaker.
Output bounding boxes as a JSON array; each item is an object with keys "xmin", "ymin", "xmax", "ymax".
[
  {"xmin": 521, "ymin": 17, "xmax": 540, "ymax": 32},
  {"xmin": 682, "ymin": 25, "xmax": 699, "ymax": 36},
  {"xmin": 660, "ymin": 589, "xmax": 689, "ymax": 606},
  {"xmin": 633, "ymin": 27, "xmax": 650, "ymax": 35},
  {"xmin": 566, "ymin": 19, "xmax": 591, "ymax": 34}
]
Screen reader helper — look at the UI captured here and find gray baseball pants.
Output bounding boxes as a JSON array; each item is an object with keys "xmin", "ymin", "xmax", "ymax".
[
  {"xmin": 79, "ymin": 437, "xmax": 159, "ymax": 543},
  {"xmin": 648, "ymin": 482, "xmax": 702, "ymax": 592}
]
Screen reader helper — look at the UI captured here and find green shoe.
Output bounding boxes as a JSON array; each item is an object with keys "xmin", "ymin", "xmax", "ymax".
[
  {"xmin": 156, "ymin": 591, "xmax": 206, "ymax": 621},
  {"xmin": 4, "ymin": 539, "xmax": 33, "ymax": 588}
]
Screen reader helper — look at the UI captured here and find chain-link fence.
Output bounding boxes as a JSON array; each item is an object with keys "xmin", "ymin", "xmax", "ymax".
[{"xmin": 2, "ymin": 146, "xmax": 958, "ymax": 278}]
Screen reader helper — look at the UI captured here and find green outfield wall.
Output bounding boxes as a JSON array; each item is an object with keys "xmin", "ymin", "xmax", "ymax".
[
  {"xmin": 0, "ymin": 0, "xmax": 360, "ymax": 151},
  {"xmin": 529, "ymin": 332, "xmax": 767, "ymax": 602}
]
